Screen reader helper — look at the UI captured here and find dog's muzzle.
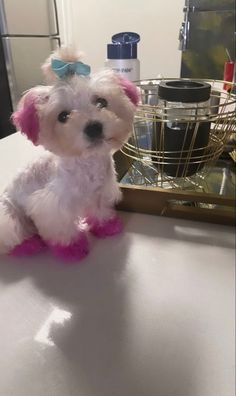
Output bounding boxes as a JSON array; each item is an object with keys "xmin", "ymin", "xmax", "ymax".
[{"xmin": 84, "ymin": 121, "xmax": 103, "ymax": 140}]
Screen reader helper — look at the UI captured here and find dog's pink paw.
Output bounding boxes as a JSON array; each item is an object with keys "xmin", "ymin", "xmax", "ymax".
[
  {"xmin": 10, "ymin": 235, "xmax": 47, "ymax": 257},
  {"xmin": 47, "ymin": 233, "xmax": 89, "ymax": 263},
  {"xmin": 88, "ymin": 216, "xmax": 123, "ymax": 238}
]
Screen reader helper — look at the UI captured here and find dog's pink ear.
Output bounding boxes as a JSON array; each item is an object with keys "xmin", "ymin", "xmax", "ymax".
[
  {"xmin": 11, "ymin": 87, "xmax": 49, "ymax": 145},
  {"xmin": 11, "ymin": 91, "xmax": 40, "ymax": 145},
  {"xmin": 117, "ymin": 76, "xmax": 140, "ymax": 106}
]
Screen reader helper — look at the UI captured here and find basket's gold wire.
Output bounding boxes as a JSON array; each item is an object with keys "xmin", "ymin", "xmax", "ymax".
[{"xmin": 121, "ymin": 79, "xmax": 236, "ymax": 188}]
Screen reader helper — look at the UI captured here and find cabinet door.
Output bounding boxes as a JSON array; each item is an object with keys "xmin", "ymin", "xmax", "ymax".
[
  {"xmin": 188, "ymin": 0, "xmax": 235, "ymax": 11},
  {"xmin": 181, "ymin": 8, "xmax": 235, "ymax": 78},
  {"xmin": 0, "ymin": 0, "xmax": 58, "ymax": 35}
]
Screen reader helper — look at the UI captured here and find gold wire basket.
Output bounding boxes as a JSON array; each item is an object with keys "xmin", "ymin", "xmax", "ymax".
[{"xmin": 120, "ymin": 78, "xmax": 236, "ymax": 191}]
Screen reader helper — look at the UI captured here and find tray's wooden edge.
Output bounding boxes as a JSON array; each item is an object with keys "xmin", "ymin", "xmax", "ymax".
[{"xmin": 118, "ymin": 184, "xmax": 236, "ymax": 226}]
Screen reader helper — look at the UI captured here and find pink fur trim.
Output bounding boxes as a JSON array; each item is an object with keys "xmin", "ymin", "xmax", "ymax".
[
  {"xmin": 10, "ymin": 235, "xmax": 46, "ymax": 257},
  {"xmin": 11, "ymin": 94, "xmax": 39, "ymax": 144},
  {"xmin": 117, "ymin": 75, "xmax": 140, "ymax": 106},
  {"xmin": 47, "ymin": 233, "xmax": 89, "ymax": 262},
  {"xmin": 88, "ymin": 215, "xmax": 123, "ymax": 238}
]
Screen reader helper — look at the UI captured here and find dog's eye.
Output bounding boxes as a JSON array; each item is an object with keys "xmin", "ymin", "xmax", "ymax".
[
  {"xmin": 57, "ymin": 111, "xmax": 70, "ymax": 123},
  {"xmin": 94, "ymin": 97, "xmax": 108, "ymax": 109}
]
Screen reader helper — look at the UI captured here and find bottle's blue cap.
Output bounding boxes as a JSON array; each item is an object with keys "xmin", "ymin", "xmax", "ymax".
[{"xmin": 107, "ymin": 32, "xmax": 140, "ymax": 59}]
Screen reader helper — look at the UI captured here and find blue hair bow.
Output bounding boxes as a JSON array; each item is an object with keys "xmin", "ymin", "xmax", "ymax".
[{"xmin": 51, "ymin": 58, "xmax": 91, "ymax": 78}]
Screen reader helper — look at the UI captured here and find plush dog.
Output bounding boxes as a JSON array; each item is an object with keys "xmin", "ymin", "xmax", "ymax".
[{"xmin": 0, "ymin": 47, "xmax": 139, "ymax": 261}]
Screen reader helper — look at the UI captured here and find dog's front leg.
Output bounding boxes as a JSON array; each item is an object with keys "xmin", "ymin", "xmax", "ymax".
[
  {"xmin": 27, "ymin": 188, "xmax": 89, "ymax": 262},
  {"xmin": 86, "ymin": 180, "xmax": 123, "ymax": 239}
]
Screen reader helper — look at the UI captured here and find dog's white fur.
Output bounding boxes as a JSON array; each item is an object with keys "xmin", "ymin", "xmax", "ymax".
[{"xmin": 0, "ymin": 48, "xmax": 137, "ymax": 254}]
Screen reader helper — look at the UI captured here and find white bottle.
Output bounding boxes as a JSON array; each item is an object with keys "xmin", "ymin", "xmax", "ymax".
[{"xmin": 105, "ymin": 32, "xmax": 140, "ymax": 82}]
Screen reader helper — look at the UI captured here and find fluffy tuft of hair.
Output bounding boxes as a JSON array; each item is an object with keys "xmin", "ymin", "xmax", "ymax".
[
  {"xmin": 47, "ymin": 233, "xmax": 89, "ymax": 262},
  {"xmin": 88, "ymin": 215, "xmax": 123, "ymax": 238},
  {"xmin": 10, "ymin": 235, "xmax": 46, "ymax": 256},
  {"xmin": 41, "ymin": 46, "xmax": 85, "ymax": 83}
]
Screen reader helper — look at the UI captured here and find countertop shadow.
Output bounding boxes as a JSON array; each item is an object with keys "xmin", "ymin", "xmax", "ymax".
[{"xmin": 123, "ymin": 212, "xmax": 235, "ymax": 249}]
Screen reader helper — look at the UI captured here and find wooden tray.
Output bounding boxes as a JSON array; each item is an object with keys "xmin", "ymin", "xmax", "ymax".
[
  {"xmin": 114, "ymin": 152, "xmax": 235, "ymax": 226},
  {"xmin": 118, "ymin": 184, "xmax": 235, "ymax": 226}
]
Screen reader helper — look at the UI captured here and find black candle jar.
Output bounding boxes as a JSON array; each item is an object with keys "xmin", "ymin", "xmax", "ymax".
[{"xmin": 152, "ymin": 80, "xmax": 211, "ymax": 177}]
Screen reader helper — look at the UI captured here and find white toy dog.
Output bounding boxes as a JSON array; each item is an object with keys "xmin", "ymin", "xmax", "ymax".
[{"xmin": 0, "ymin": 47, "xmax": 139, "ymax": 262}]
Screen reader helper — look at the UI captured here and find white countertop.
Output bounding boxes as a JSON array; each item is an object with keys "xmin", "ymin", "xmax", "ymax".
[{"xmin": 0, "ymin": 133, "xmax": 235, "ymax": 396}]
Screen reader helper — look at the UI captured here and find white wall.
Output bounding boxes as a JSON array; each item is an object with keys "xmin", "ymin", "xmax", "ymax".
[{"xmin": 59, "ymin": 0, "xmax": 184, "ymax": 79}]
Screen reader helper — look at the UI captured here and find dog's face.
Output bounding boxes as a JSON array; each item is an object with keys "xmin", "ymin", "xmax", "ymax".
[{"xmin": 12, "ymin": 71, "xmax": 139, "ymax": 157}]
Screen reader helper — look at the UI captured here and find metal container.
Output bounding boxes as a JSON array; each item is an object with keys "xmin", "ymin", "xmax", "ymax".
[{"xmin": 120, "ymin": 78, "xmax": 236, "ymax": 190}]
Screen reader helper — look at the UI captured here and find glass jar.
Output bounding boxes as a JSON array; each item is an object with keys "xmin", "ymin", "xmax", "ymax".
[{"xmin": 152, "ymin": 80, "xmax": 211, "ymax": 177}]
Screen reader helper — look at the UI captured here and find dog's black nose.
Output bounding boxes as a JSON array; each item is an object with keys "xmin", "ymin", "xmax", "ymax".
[{"xmin": 84, "ymin": 121, "xmax": 103, "ymax": 140}]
